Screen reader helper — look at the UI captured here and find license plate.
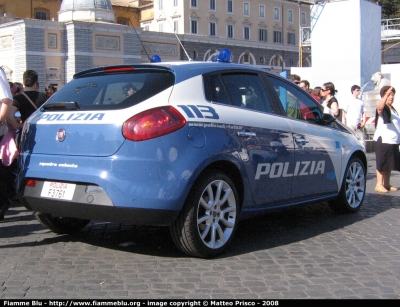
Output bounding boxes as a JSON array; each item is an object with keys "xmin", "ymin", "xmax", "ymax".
[{"xmin": 40, "ymin": 181, "xmax": 76, "ymax": 200}]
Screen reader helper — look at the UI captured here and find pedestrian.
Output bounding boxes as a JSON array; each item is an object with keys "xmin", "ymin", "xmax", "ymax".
[
  {"xmin": 9, "ymin": 82, "xmax": 18, "ymax": 97},
  {"xmin": 289, "ymin": 74, "xmax": 301, "ymax": 85},
  {"xmin": 320, "ymin": 82, "xmax": 341, "ymax": 119},
  {"xmin": 342, "ymin": 85, "xmax": 366, "ymax": 139},
  {"xmin": 0, "ymin": 67, "xmax": 17, "ymax": 220},
  {"xmin": 373, "ymin": 86, "xmax": 400, "ymax": 193},
  {"xmin": 312, "ymin": 86, "xmax": 322, "ymax": 103},
  {"xmin": 46, "ymin": 84, "xmax": 57, "ymax": 98},
  {"xmin": 6, "ymin": 70, "xmax": 47, "ymax": 131},
  {"xmin": 14, "ymin": 82, "xmax": 23, "ymax": 95}
]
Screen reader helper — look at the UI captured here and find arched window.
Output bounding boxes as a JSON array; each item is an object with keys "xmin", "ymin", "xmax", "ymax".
[
  {"xmin": 35, "ymin": 8, "xmax": 50, "ymax": 20},
  {"xmin": 203, "ymin": 49, "xmax": 219, "ymax": 61},
  {"xmin": 269, "ymin": 55, "xmax": 284, "ymax": 69},
  {"xmin": 238, "ymin": 52, "xmax": 256, "ymax": 65},
  {"xmin": 117, "ymin": 17, "xmax": 130, "ymax": 25}
]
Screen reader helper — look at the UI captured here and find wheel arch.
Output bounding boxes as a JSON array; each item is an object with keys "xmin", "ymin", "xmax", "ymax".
[{"xmin": 195, "ymin": 160, "xmax": 245, "ymax": 210}]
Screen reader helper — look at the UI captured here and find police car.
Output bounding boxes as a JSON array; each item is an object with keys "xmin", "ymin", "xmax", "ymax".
[{"xmin": 17, "ymin": 50, "xmax": 367, "ymax": 258}]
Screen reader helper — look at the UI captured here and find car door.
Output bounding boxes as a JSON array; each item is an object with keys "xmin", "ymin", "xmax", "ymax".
[
  {"xmin": 205, "ymin": 71, "xmax": 295, "ymax": 206},
  {"xmin": 265, "ymin": 75, "xmax": 341, "ymax": 201}
]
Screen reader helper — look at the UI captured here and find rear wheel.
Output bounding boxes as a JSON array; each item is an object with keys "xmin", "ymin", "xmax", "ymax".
[
  {"xmin": 170, "ymin": 170, "xmax": 239, "ymax": 258},
  {"xmin": 328, "ymin": 157, "xmax": 366, "ymax": 213},
  {"xmin": 34, "ymin": 212, "xmax": 90, "ymax": 234}
]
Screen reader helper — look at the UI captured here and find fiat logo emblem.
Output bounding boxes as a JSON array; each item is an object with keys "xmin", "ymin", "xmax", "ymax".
[{"xmin": 57, "ymin": 129, "xmax": 66, "ymax": 142}]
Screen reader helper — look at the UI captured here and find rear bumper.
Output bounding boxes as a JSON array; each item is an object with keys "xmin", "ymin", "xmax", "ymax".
[{"xmin": 20, "ymin": 194, "xmax": 179, "ymax": 226}]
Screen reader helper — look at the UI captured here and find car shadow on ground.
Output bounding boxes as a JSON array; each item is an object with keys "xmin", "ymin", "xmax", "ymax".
[{"xmin": 1, "ymin": 189, "xmax": 399, "ymax": 259}]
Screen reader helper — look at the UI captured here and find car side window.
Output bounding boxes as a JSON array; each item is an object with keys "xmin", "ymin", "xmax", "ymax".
[
  {"xmin": 267, "ymin": 76, "xmax": 322, "ymax": 123},
  {"xmin": 206, "ymin": 72, "xmax": 273, "ymax": 113}
]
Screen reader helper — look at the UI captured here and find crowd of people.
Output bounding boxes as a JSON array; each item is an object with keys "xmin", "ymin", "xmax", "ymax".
[
  {"xmin": 0, "ymin": 68, "xmax": 56, "ymax": 220},
  {"xmin": 290, "ymin": 73, "xmax": 399, "ymax": 194}
]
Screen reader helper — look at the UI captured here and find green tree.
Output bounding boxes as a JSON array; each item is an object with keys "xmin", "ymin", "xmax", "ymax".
[{"xmin": 370, "ymin": 0, "xmax": 400, "ymax": 19}]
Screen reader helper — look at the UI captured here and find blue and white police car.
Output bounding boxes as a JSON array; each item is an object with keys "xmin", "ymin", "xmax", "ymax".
[{"xmin": 17, "ymin": 51, "xmax": 367, "ymax": 258}]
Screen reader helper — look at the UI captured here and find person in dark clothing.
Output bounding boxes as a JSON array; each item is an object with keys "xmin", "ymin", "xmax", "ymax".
[{"xmin": 7, "ymin": 70, "xmax": 47, "ymax": 124}]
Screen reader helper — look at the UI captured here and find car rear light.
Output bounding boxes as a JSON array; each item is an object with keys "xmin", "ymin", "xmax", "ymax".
[
  {"xmin": 122, "ymin": 106, "xmax": 186, "ymax": 141},
  {"xmin": 26, "ymin": 179, "xmax": 37, "ymax": 187}
]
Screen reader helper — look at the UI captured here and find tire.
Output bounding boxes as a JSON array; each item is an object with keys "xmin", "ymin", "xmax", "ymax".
[
  {"xmin": 328, "ymin": 157, "xmax": 366, "ymax": 213},
  {"xmin": 34, "ymin": 212, "xmax": 90, "ymax": 234},
  {"xmin": 170, "ymin": 170, "xmax": 239, "ymax": 258}
]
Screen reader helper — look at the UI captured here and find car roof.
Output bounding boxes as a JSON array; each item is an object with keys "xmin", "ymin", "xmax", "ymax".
[{"xmin": 74, "ymin": 61, "xmax": 281, "ymax": 84}]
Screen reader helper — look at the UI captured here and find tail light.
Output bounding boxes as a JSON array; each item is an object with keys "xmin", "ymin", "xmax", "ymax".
[
  {"xmin": 26, "ymin": 179, "xmax": 37, "ymax": 187},
  {"xmin": 122, "ymin": 106, "xmax": 186, "ymax": 141}
]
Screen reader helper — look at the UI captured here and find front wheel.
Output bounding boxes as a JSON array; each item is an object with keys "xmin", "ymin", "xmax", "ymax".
[
  {"xmin": 328, "ymin": 157, "xmax": 366, "ymax": 213},
  {"xmin": 34, "ymin": 212, "xmax": 90, "ymax": 234},
  {"xmin": 170, "ymin": 170, "xmax": 239, "ymax": 258}
]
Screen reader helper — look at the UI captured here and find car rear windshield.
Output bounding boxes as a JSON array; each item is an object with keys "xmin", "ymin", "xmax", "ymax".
[{"xmin": 45, "ymin": 70, "xmax": 175, "ymax": 111}]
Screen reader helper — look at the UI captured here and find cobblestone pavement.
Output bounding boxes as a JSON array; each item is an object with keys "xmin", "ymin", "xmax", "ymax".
[{"xmin": 1, "ymin": 153, "xmax": 400, "ymax": 299}]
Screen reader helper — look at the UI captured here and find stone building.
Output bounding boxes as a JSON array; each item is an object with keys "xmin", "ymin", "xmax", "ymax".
[{"xmin": 0, "ymin": 0, "xmax": 312, "ymax": 88}]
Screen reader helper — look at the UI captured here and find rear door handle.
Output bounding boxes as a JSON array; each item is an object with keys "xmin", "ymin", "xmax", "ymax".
[{"xmin": 237, "ymin": 131, "xmax": 256, "ymax": 137}]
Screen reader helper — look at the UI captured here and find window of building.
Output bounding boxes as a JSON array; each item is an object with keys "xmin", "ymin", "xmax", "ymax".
[
  {"xmin": 271, "ymin": 55, "xmax": 282, "ymax": 67},
  {"xmin": 288, "ymin": 10, "xmax": 293, "ymax": 23},
  {"xmin": 35, "ymin": 8, "xmax": 49, "ymax": 20},
  {"xmin": 191, "ymin": 20, "xmax": 198, "ymax": 34},
  {"xmin": 191, "ymin": 0, "xmax": 198, "ymax": 8},
  {"xmin": 117, "ymin": 17, "xmax": 129, "ymax": 25},
  {"xmin": 227, "ymin": 0, "xmax": 233, "ymax": 14},
  {"xmin": 159, "ymin": 0, "xmax": 163, "ymax": 10},
  {"xmin": 158, "ymin": 21, "xmax": 164, "ymax": 33},
  {"xmin": 174, "ymin": 0, "xmax": 179, "ymax": 6},
  {"xmin": 210, "ymin": 22, "xmax": 216, "ymax": 36},
  {"xmin": 244, "ymin": 3, "xmax": 250, "ymax": 16},
  {"xmin": 273, "ymin": 31, "xmax": 282, "ymax": 43},
  {"xmin": 288, "ymin": 33, "xmax": 295, "ymax": 45},
  {"xmin": 192, "ymin": 51, "xmax": 198, "ymax": 60},
  {"xmin": 259, "ymin": 29, "xmax": 267, "ymax": 42},
  {"xmin": 259, "ymin": 56, "xmax": 265, "ymax": 64},
  {"xmin": 143, "ymin": 24, "xmax": 150, "ymax": 31},
  {"xmin": 301, "ymin": 12, "xmax": 306, "ymax": 25},
  {"xmin": 227, "ymin": 24, "xmax": 234, "ymax": 38},
  {"xmin": 274, "ymin": 8, "xmax": 280, "ymax": 21},
  {"xmin": 259, "ymin": 5, "xmax": 265, "ymax": 19},
  {"xmin": 244, "ymin": 27, "xmax": 250, "ymax": 40},
  {"xmin": 210, "ymin": 0, "xmax": 216, "ymax": 11},
  {"xmin": 174, "ymin": 20, "xmax": 179, "ymax": 33}
]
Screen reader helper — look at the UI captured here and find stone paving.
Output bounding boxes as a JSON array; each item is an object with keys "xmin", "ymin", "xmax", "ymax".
[{"xmin": 1, "ymin": 153, "xmax": 400, "ymax": 299}]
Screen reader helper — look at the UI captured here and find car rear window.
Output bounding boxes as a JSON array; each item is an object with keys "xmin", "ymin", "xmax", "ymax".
[{"xmin": 45, "ymin": 70, "xmax": 175, "ymax": 111}]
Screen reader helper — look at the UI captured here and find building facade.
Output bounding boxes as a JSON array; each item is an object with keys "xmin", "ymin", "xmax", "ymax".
[
  {"xmin": 144, "ymin": 0, "xmax": 311, "ymax": 69},
  {"xmin": 0, "ymin": 0, "xmax": 312, "ymax": 88}
]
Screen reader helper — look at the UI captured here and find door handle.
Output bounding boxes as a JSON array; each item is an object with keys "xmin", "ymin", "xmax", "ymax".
[{"xmin": 295, "ymin": 137, "xmax": 309, "ymax": 144}]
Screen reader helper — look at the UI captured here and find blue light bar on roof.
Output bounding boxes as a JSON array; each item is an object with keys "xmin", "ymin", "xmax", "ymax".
[{"xmin": 215, "ymin": 49, "xmax": 233, "ymax": 63}]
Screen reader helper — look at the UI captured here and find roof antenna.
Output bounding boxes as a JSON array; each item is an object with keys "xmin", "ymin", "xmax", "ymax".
[
  {"xmin": 154, "ymin": 0, "xmax": 192, "ymax": 61},
  {"xmin": 129, "ymin": 18, "xmax": 153, "ymax": 63}
]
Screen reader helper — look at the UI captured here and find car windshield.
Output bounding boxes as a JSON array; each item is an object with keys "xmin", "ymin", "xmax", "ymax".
[{"xmin": 44, "ymin": 70, "xmax": 175, "ymax": 111}]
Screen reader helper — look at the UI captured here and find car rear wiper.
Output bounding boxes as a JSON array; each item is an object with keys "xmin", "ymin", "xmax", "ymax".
[{"xmin": 40, "ymin": 101, "xmax": 80, "ymax": 111}]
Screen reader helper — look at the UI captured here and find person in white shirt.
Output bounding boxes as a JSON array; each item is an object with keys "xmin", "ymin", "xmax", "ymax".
[{"xmin": 342, "ymin": 85, "xmax": 366, "ymax": 139}]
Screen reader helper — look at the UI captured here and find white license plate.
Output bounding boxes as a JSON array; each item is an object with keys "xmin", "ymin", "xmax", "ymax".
[{"xmin": 40, "ymin": 181, "xmax": 76, "ymax": 200}]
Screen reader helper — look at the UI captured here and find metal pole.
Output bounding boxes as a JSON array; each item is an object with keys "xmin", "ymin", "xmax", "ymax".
[{"xmin": 298, "ymin": 1, "xmax": 302, "ymax": 67}]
